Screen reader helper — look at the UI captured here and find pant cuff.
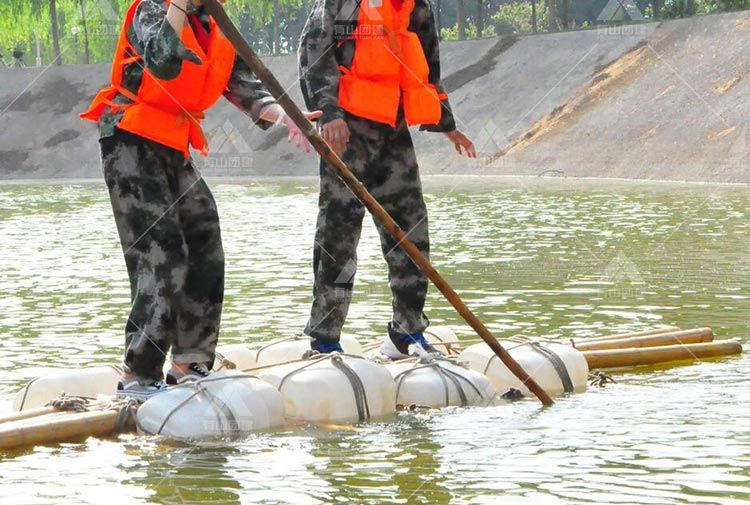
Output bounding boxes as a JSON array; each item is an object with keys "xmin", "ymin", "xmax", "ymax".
[
  {"xmin": 304, "ymin": 322, "xmax": 340, "ymax": 343},
  {"xmin": 171, "ymin": 351, "xmax": 214, "ymax": 365}
]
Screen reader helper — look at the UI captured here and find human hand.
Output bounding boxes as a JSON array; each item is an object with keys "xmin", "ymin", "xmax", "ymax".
[
  {"xmin": 281, "ymin": 110, "xmax": 323, "ymax": 152},
  {"xmin": 322, "ymin": 118, "xmax": 350, "ymax": 156},
  {"xmin": 444, "ymin": 130, "xmax": 476, "ymax": 158}
]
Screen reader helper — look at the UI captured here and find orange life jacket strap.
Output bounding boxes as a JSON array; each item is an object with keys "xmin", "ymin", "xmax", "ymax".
[
  {"xmin": 437, "ymin": 92, "xmax": 448, "ymax": 100},
  {"xmin": 120, "ymin": 55, "xmax": 143, "ymax": 65}
]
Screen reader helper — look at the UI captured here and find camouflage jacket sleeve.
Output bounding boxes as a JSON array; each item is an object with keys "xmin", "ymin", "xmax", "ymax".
[
  {"xmin": 410, "ymin": 0, "xmax": 457, "ymax": 132},
  {"xmin": 130, "ymin": 0, "xmax": 202, "ymax": 81},
  {"xmin": 299, "ymin": 0, "xmax": 346, "ymax": 125},
  {"xmin": 223, "ymin": 55, "xmax": 277, "ymax": 131}
]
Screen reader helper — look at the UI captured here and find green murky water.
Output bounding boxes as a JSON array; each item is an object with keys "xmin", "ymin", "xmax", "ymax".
[{"xmin": 0, "ymin": 176, "xmax": 748, "ymax": 504}]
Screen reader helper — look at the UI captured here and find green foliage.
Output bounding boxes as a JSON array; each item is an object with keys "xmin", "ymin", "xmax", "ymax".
[
  {"xmin": 0, "ymin": 0, "xmax": 307, "ymax": 65},
  {"xmin": 491, "ymin": 1, "xmax": 548, "ymax": 33},
  {"xmin": 440, "ymin": 23, "xmax": 496, "ymax": 40},
  {"xmin": 660, "ymin": 0, "xmax": 750, "ymax": 17},
  {"xmin": 1, "ymin": 0, "xmax": 749, "ymax": 65}
]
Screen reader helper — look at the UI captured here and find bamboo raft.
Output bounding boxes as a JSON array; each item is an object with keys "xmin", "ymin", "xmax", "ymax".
[{"xmin": 0, "ymin": 326, "xmax": 743, "ymax": 452}]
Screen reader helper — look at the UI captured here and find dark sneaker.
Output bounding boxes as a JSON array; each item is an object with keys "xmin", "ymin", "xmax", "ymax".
[
  {"xmin": 116, "ymin": 377, "xmax": 167, "ymax": 402},
  {"xmin": 310, "ymin": 339, "xmax": 344, "ymax": 354},
  {"xmin": 380, "ymin": 323, "xmax": 442, "ymax": 360},
  {"xmin": 166, "ymin": 362, "xmax": 211, "ymax": 385}
]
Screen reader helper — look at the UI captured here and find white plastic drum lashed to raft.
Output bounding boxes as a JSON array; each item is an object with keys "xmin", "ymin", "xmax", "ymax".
[
  {"xmin": 12, "ymin": 365, "xmax": 123, "ymax": 411},
  {"xmin": 423, "ymin": 327, "xmax": 463, "ymax": 356},
  {"xmin": 136, "ymin": 370, "xmax": 285, "ymax": 440},
  {"xmin": 458, "ymin": 340, "xmax": 589, "ymax": 397},
  {"xmin": 384, "ymin": 356, "xmax": 498, "ymax": 408},
  {"xmin": 215, "ymin": 334, "xmax": 363, "ymax": 371},
  {"xmin": 258, "ymin": 354, "xmax": 396, "ymax": 424}
]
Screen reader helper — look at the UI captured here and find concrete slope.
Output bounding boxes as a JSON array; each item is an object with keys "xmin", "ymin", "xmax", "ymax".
[{"xmin": 497, "ymin": 11, "xmax": 750, "ymax": 183}]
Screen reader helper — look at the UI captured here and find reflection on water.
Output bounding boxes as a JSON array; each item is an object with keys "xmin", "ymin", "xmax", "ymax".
[{"xmin": 0, "ymin": 177, "xmax": 748, "ymax": 504}]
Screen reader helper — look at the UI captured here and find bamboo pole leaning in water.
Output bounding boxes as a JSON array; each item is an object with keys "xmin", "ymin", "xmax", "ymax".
[
  {"xmin": 202, "ymin": 0, "xmax": 555, "ymax": 407},
  {"xmin": 573, "ymin": 328, "xmax": 714, "ymax": 352},
  {"xmin": 583, "ymin": 340, "xmax": 742, "ymax": 369}
]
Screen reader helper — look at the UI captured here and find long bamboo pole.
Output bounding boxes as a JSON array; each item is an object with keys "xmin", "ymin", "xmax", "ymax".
[
  {"xmin": 578, "ymin": 326, "xmax": 681, "ymax": 343},
  {"xmin": 202, "ymin": 0, "xmax": 554, "ymax": 406},
  {"xmin": 583, "ymin": 340, "xmax": 742, "ymax": 369},
  {"xmin": 573, "ymin": 328, "xmax": 713, "ymax": 352},
  {"xmin": 0, "ymin": 406, "xmax": 56, "ymax": 425}
]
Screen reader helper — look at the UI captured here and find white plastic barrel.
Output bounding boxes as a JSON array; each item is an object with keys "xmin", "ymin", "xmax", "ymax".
[
  {"xmin": 458, "ymin": 341, "xmax": 589, "ymax": 397},
  {"xmin": 424, "ymin": 327, "xmax": 462, "ymax": 356},
  {"xmin": 215, "ymin": 334, "xmax": 363, "ymax": 371},
  {"xmin": 136, "ymin": 370, "xmax": 285, "ymax": 440},
  {"xmin": 385, "ymin": 357, "xmax": 497, "ymax": 408},
  {"xmin": 12, "ymin": 365, "xmax": 123, "ymax": 411},
  {"xmin": 258, "ymin": 354, "xmax": 396, "ymax": 423}
]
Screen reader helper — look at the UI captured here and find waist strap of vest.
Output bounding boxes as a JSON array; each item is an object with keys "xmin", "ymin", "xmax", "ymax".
[{"xmin": 103, "ymin": 81, "xmax": 208, "ymax": 154}]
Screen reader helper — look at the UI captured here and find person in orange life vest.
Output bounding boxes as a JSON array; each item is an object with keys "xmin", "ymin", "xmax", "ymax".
[
  {"xmin": 81, "ymin": 0, "xmax": 321, "ymax": 400},
  {"xmin": 299, "ymin": 0, "xmax": 476, "ymax": 357}
]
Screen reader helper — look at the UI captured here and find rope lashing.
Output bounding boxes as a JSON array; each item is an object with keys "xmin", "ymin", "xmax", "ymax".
[
  {"xmin": 528, "ymin": 342, "xmax": 575, "ymax": 393},
  {"xmin": 145, "ymin": 374, "xmax": 262, "ymax": 437},
  {"xmin": 500, "ymin": 388, "xmax": 524, "ymax": 401},
  {"xmin": 393, "ymin": 356, "xmax": 488, "ymax": 408},
  {"xmin": 482, "ymin": 338, "xmax": 574, "ymax": 394},
  {"xmin": 44, "ymin": 393, "xmax": 138, "ymax": 433},
  {"xmin": 114, "ymin": 398, "xmax": 140, "ymax": 431},
  {"xmin": 213, "ymin": 352, "xmax": 237, "ymax": 371},
  {"xmin": 255, "ymin": 335, "xmax": 308, "ymax": 363},
  {"xmin": 46, "ymin": 393, "xmax": 92, "ymax": 412},
  {"xmin": 330, "ymin": 355, "xmax": 371, "ymax": 422},
  {"xmin": 589, "ymin": 370, "xmax": 617, "ymax": 388},
  {"xmin": 275, "ymin": 353, "xmax": 372, "ymax": 422}
]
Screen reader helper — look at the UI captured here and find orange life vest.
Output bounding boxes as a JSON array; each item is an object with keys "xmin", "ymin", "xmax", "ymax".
[
  {"xmin": 80, "ymin": 0, "xmax": 236, "ymax": 156},
  {"xmin": 338, "ymin": 0, "xmax": 446, "ymax": 127}
]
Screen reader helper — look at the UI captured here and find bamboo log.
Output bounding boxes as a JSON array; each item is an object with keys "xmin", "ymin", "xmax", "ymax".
[
  {"xmin": 583, "ymin": 340, "xmax": 742, "ymax": 369},
  {"xmin": 203, "ymin": 0, "xmax": 554, "ymax": 407},
  {"xmin": 580, "ymin": 326, "xmax": 681, "ymax": 343},
  {"xmin": 0, "ymin": 406, "xmax": 57, "ymax": 425},
  {"xmin": 573, "ymin": 328, "xmax": 713, "ymax": 351},
  {"xmin": 0, "ymin": 408, "xmax": 133, "ymax": 452}
]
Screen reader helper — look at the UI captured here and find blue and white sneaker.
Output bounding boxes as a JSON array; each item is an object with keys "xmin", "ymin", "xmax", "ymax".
[
  {"xmin": 166, "ymin": 362, "xmax": 210, "ymax": 385},
  {"xmin": 310, "ymin": 339, "xmax": 344, "ymax": 354},
  {"xmin": 116, "ymin": 376, "xmax": 167, "ymax": 402},
  {"xmin": 380, "ymin": 323, "xmax": 442, "ymax": 360}
]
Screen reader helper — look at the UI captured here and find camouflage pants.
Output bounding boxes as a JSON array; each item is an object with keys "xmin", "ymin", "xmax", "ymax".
[
  {"xmin": 101, "ymin": 129, "xmax": 225, "ymax": 382},
  {"xmin": 304, "ymin": 114, "xmax": 430, "ymax": 342}
]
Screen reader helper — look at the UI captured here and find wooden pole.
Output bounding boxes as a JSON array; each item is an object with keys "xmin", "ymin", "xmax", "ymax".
[
  {"xmin": 0, "ymin": 408, "xmax": 134, "ymax": 452},
  {"xmin": 583, "ymin": 340, "xmax": 742, "ymax": 369},
  {"xmin": 203, "ymin": 0, "xmax": 554, "ymax": 407},
  {"xmin": 573, "ymin": 328, "xmax": 713, "ymax": 352},
  {"xmin": 0, "ymin": 406, "xmax": 57, "ymax": 425},
  {"xmin": 578, "ymin": 326, "xmax": 681, "ymax": 343}
]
